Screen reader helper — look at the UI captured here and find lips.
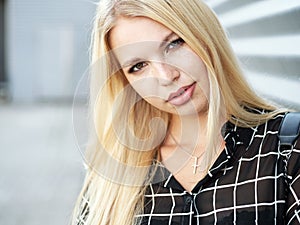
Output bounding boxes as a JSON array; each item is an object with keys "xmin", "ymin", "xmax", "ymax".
[{"xmin": 167, "ymin": 82, "xmax": 196, "ymax": 106}]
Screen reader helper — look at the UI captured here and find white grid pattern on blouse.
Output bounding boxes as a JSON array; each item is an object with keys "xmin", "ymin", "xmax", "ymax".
[
  {"xmin": 76, "ymin": 112, "xmax": 300, "ymax": 225},
  {"xmin": 137, "ymin": 114, "xmax": 300, "ymax": 225}
]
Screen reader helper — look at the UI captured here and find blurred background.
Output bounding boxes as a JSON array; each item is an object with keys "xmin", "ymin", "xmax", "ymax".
[{"xmin": 0, "ymin": 0, "xmax": 299, "ymax": 225}]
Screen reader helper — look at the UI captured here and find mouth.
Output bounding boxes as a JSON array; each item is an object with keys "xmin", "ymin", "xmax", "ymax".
[{"xmin": 167, "ymin": 82, "xmax": 196, "ymax": 106}]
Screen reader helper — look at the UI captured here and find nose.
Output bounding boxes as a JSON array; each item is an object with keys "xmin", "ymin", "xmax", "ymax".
[{"xmin": 152, "ymin": 62, "xmax": 180, "ymax": 86}]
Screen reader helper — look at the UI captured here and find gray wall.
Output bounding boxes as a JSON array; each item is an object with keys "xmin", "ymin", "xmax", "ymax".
[
  {"xmin": 0, "ymin": 0, "xmax": 6, "ymax": 84},
  {"xmin": 206, "ymin": 0, "xmax": 300, "ymax": 108},
  {"xmin": 6, "ymin": 0, "xmax": 95, "ymax": 102},
  {"xmin": 3, "ymin": 0, "xmax": 300, "ymax": 106}
]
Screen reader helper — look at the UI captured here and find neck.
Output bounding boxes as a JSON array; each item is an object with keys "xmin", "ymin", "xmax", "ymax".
[
  {"xmin": 159, "ymin": 112, "xmax": 227, "ymax": 191},
  {"xmin": 161, "ymin": 111, "xmax": 226, "ymax": 163},
  {"xmin": 167, "ymin": 112, "xmax": 208, "ymax": 148}
]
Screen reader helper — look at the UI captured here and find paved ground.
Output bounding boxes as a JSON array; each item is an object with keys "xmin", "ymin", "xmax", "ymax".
[{"xmin": 0, "ymin": 102, "xmax": 85, "ymax": 225}]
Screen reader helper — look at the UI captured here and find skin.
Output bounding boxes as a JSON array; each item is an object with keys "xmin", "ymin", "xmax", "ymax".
[{"xmin": 110, "ymin": 16, "xmax": 224, "ymax": 192}]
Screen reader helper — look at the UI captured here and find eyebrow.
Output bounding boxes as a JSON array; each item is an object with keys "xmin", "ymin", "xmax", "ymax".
[
  {"xmin": 120, "ymin": 31, "xmax": 176, "ymax": 68},
  {"xmin": 159, "ymin": 31, "xmax": 176, "ymax": 48},
  {"xmin": 122, "ymin": 57, "xmax": 144, "ymax": 68}
]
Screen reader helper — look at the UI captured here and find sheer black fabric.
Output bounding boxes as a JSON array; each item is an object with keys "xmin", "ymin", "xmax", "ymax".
[
  {"xmin": 138, "ymin": 112, "xmax": 300, "ymax": 225},
  {"xmin": 76, "ymin": 112, "xmax": 300, "ymax": 225}
]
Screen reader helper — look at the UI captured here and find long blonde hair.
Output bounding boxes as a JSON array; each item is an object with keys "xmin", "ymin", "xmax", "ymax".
[{"xmin": 72, "ymin": 0, "xmax": 283, "ymax": 224}]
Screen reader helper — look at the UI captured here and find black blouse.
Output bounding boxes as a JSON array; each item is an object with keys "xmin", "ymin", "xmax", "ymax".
[{"xmin": 137, "ymin": 113, "xmax": 300, "ymax": 225}]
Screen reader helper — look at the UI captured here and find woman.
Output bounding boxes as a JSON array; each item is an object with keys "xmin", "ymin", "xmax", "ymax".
[{"xmin": 72, "ymin": 0, "xmax": 300, "ymax": 224}]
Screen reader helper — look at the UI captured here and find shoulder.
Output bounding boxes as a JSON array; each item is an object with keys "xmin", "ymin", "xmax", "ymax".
[
  {"xmin": 246, "ymin": 109, "xmax": 300, "ymax": 136},
  {"xmin": 240, "ymin": 110, "xmax": 285, "ymax": 140},
  {"xmin": 234, "ymin": 111, "xmax": 295, "ymax": 152},
  {"xmin": 259, "ymin": 111, "xmax": 285, "ymax": 132},
  {"xmin": 257, "ymin": 111, "xmax": 300, "ymax": 148}
]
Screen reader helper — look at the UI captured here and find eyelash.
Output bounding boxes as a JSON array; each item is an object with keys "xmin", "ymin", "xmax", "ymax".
[
  {"xmin": 128, "ymin": 62, "xmax": 148, "ymax": 73},
  {"xmin": 127, "ymin": 37, "xmax": 185, "ymax": 74},
  {"xmin": 165, "ymin": 38, "xmax": 184, "ymax": 53}
]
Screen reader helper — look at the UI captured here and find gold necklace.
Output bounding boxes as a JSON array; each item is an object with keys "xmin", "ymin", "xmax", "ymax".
[{"xmin": 169, "ymin": 133, "xmax": 206, "ymax": 174}]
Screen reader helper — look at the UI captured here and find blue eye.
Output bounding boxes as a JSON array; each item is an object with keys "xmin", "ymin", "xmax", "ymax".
[
  {"xmin": 166, "ymin": 38, "xmax": 184, "ymax": 53},
  {"xmin": 128, "ymin": 62, "xmax": 147, "ymax": 73}
]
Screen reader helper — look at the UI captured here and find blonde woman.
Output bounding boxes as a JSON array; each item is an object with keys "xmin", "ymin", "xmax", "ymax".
[{"xmin": 72, "ymin": 0, "xmax": 300, "ymax": 224}]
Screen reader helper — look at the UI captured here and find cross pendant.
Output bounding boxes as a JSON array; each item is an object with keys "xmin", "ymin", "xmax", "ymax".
[{"xmin": 192, "ymin": 156, "xmax": 201, "ymax": 174}]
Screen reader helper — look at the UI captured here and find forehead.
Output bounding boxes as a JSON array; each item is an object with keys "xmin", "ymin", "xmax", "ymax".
[{"xmin": 109, "ymin": 16, "xmax": 172, "ymax": 50}]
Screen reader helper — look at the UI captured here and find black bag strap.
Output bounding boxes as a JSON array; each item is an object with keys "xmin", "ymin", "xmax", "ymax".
[
  {"xmin": 278, "ymin": 112, "xmax": 300, "ymax": 222},
  {"xmin": 278, "ymin": 112, "xmax": 300, "ymax": 150}
]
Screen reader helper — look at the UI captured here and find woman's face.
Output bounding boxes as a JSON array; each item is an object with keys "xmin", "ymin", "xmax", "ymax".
[{"xmin": 109, "ymin": 16, "xmax": 210, "ymax": 116}]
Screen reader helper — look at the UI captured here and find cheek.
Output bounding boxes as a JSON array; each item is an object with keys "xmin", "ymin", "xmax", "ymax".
[
  {"xmin": 125, "ymin": 76, "xmax": 162, "ymax": 100},
  {"xmin": 178, "ymin": 52, "xmax": 209, "ymax": 96},
  {"xmin": 125, "ymin": 76, "xmax": 172, "ymax": 112},
  {"xmin": 144, "ymin": 97, "xmax": 164, "ymax": 107},
  {"xmin": 167, "ymin": 48, "xmax": 208, "ymax": 82},
  {"xmin": 143, "ymin": 96, "xmax": 177, "ymax": 114}
]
